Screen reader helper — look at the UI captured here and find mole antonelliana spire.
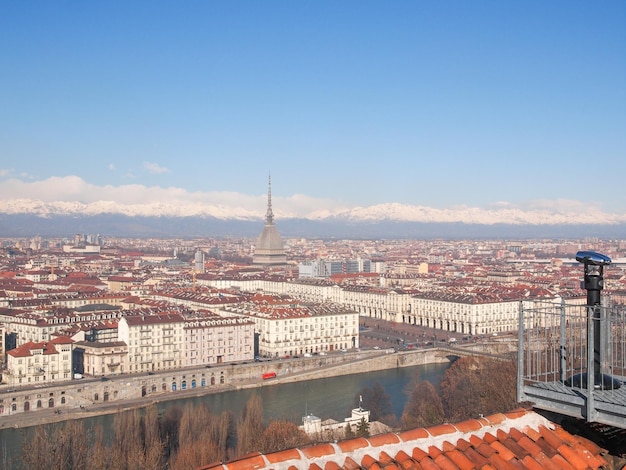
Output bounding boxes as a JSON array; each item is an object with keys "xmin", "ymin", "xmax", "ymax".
[
  {"xmin": 265, "ymin": 174, "xmax": 274, "ymax": 225},
  {"xmin": 253, "ymin": 175, "xmax": 287, "ymax": 266}
]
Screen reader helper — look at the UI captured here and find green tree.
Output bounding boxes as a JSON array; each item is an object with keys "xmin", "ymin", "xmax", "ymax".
[
  {"xmin": 355, "ymin": 417, "xmax": 370, "ymax": 438},
  {"xmin": 344, "ymin": 422, "xmax": 355, "ymax": 439}
]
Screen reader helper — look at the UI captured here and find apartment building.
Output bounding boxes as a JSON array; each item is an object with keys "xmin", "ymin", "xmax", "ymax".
[
  {"xmin": 4, "ymin": 336, "xmax": 74, "ymax": 386},
  {"xmin": 408, "ymin": 287, "xmax": 558, "ymax": 336},
  {"xmin": 204, "ymin": 276, "xmax": 405, "ymax": 322},
  {"xmin": 74, "ymin": 340, "xmax": 128, "ymax": 377},
  {"xmin": 0, "ymin": 324, "xmax": 4, "ymax": 363},
  {"xmin": 0, "ymin": 307, "xmax": 123, "ymax": 346},
  {"xmin": 118, "ymin": 313, "xmax": 185, "ymax": 373},
  {"xmin": 220, "ymin": 297, "xmax": 359, "ymax": 357},
  {"xmin": 183, "ymin": 315, "xmax": 255, "ymax": 366}
]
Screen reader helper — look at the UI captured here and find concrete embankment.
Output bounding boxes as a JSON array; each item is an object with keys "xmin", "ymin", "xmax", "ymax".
[
  {"xmin": 0, "ymin": 348, "xmax": 456, "ymax": 429},
  {"xmin": 269, "ymin": 348, "xmax": 452, "ymax": 385}
]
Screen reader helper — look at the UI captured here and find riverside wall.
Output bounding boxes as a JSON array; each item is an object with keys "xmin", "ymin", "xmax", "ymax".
[{"xmin": 0, "ymin": 343, "xmax": 510, "ymax": 428}]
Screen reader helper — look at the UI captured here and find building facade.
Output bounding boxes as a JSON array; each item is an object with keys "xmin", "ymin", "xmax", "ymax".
[
  {"xmin": 74, "ymin": 340, "xmax": 128, "ymax": 377},
  {"xmin": 220, "ymin": 299, "xmax": 360, "ymax": 357},
  {"xmin": 4, "ymin": 336, "xmax": 74, "ymax": 386},
  {"xmin": 183, "ymin": 315, "xmax": 255, "ymax": 366},
  {"xmin": 118, "ymin": 313, "xmax": 185, "ymax": 373}
]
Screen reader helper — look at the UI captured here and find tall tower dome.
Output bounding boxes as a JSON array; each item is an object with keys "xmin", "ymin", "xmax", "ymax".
[{"xmin": 253, "ymin": 176, "xmax": 287, "ymax": 266}]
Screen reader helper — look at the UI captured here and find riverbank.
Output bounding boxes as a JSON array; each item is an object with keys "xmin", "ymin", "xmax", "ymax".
[{"xmin": 0, "ymin": 347, "xmax": 455, "ymax": 430}]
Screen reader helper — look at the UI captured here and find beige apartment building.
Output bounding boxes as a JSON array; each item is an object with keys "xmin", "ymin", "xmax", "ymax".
[
  {"xmin": 4, "ymin": 336, "xmax": 74, "ymax": 386},
  {"xmin": 183, "ymin": 316, "xmax": 255, "ymax": 366},
  {"xmin": 74, "ymin": 340, "xmax": 128, "ymax": 377},
  {"xmin": 205, "ymin": 276, "xmax": 406, "ymax": 322},
  {"xmin": 408, "ymin": 288, "xmax": 558, "ymax": 336},
  {"xmin": 220, "ymin": 301, "xmax": 359, "ymax": 357},
  {"xmin": 118, "ymin": 313, "xmax": 185, "ymax": 373}
]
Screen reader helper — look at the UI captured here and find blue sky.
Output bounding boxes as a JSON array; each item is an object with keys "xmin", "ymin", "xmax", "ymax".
[{"xmin": 1, "ymin": 1, "xmax": 625, "ymax": 222}]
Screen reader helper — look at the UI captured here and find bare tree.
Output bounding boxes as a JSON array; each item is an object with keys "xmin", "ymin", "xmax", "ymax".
[
  {"xmin": 440, "ymin": 356, "xmax": 517, "ymax": 422},
  {"xmin": 354, "ymin": 381, "xmax": 393, "ymax": 424},
  {"xmin": 260, "ymin": 420, "xmax": 310, "ymax": 454},
  {"xmin": 170, "ymin": 403, "xmax": 221, "ymax": 470},
  {"xmin": 160, "ymin": 404, "xmax": 182, "ymax": 457},
  {"xmin": 401, "ymin": 380, "xmax": 445, "ymax": 429},
  {"xmin": 142, "ymin": 405, "xmax": 165, "ymax": 470},
  {"xmin": 236, "ymin": 393, "xmax": 265, "ymax": 457},
  {"xmin": 22, "ymin": 425, "xmax": 54, "ymax": 469},
  {"xmin": 22, "ymin": 420, "xmax": 90, "ymax": 470},
  {"xmin": 211, "ymin": 410, "xmax": 236, "ymax": 462},
  {"xmin": 90, "ymin": 426, "xmax": 112, "ymax": 470},
  {"xmin": 108, "ymin": 409, "xmax": 150, "ymax": 469}
]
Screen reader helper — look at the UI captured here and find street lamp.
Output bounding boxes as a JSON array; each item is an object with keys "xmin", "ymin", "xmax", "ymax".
[{"xmin": 566, "ymin": 251, "xmax": 620, "ymax": 390}]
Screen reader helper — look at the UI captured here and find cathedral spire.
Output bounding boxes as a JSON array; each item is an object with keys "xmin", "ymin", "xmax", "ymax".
[{"xmin": 265, "ymin": 174, "xmax": 274, "ymax": 225}]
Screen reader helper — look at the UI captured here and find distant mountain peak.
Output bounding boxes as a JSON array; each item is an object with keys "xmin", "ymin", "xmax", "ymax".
[{"xmin": 0, "ymin": 198, "xmax": 624, "ymax": 226}]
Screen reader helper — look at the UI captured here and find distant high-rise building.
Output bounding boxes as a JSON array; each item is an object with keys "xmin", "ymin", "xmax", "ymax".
[
  {"xmin": 194, "ymin": 250, "xmax": 205, "ymax": 273},
  {"xmin": 253, "ymin": 176, "xmax": 287, "ymax": 266}
]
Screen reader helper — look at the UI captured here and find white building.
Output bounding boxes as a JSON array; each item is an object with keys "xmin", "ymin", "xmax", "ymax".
[
  {"xmin": 183, "ymin": 315, "xmax": 255, "ymax": 366},
  {"xmin": 408, "ymin": 288, "xmax": 558, "ymax": 336},
  {"xmin": 204, "ymin": 276, "xmax": 408, "ymax": 322},
  {"xmin": 74, "ymin": 340, "xmax": 128, "ymax": 377},
  {"xmin": 118, "ymin": 313, "xmax": 185, "ymax": 373},
  {"xmin": 301, "ymin": 406, "xmax": 370, "ymax": 437},
  {"xmin": 0, "ymin": 306, "xmax": 125, "ymax": 347},
  {"xmin": 4, "ymin": 336, "xmax": 74, "ymax": 386},
  {"xmin": 219, "ymin": 296, "xmax": 359, "ymax": 358}
]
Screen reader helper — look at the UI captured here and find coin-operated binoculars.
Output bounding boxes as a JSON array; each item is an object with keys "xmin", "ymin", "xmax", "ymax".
[{"xmin": 565, "ymin": 251, "xmax": 620, "ymax": 390}]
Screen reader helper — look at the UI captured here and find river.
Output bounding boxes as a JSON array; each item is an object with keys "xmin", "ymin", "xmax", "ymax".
[{"xmin": 0, "ymin": 361, "xmax": 449, "ymax": 468}]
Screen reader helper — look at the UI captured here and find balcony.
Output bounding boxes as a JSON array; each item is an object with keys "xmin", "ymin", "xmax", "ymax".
[{"xmin": 518, "ymin": 300, "xmax": 626, "ymax": 429}]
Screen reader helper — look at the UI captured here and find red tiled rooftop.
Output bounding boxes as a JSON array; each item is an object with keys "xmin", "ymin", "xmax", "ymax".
[{"xmin": 197, "ymin": 409, "xmax": 610, "ymax": 470}]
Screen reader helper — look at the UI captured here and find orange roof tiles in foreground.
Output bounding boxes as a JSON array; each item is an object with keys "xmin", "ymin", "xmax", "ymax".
[{"xmin": 197, "ymin": 409, "xmax": 611, "ymax": 470}]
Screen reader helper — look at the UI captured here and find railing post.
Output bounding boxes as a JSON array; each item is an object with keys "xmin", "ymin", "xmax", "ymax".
[
  {"xmin": 601, "ymin": 297, "xmax": 610, "ymax": 378},
  {"xmin": 587, "ymin": 308, "xmax": 596, "ymax": 421},
  {"xmin": 517, "ymin": 301, "xmax": 524, "ymax": 404},
  {"xmin": 560, "ymin": 298, "xmax": 566, "ymax": 383}
]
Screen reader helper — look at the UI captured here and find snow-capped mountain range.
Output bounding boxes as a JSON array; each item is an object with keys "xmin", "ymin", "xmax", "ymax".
[
  {"xmin": 1, "ymin": 197, "xmax": 625, "ymax": 239},
  {"xmin": 1, "ymin": 198, "xmax": 625, "ymax": 226}
]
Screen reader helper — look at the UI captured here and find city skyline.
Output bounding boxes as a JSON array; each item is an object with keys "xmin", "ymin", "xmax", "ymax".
[{"xmin": 1, "ymin": 1, "xmax": 625, "ymax": 226}]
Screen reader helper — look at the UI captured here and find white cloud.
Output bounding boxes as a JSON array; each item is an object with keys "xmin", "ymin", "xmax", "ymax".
[
  {"xmin": 142, "ymin": 161, "xmax": 170, "ymax": 174},
  {"xmin": 0, "ymin": 169, "xmax": 10, "ymax": 177},
  {"xmin": 490, "ymin": 199, "xmax": 601, "ymax": 213},
  {"xmin": 0, "ymin": 175, "xmax": 332, "ymax": 219},
  {"xmin": 108, "ymin": 163, "xmax": 116, "ymax": 171}
]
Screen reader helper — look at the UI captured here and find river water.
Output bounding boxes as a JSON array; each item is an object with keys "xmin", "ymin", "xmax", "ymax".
[{"xmin": 0, "ymin": 362, "xmax": 449, "ymax": 467}]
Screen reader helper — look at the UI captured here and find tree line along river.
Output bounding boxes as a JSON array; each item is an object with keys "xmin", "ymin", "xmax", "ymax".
[{"xmin": 0, "ymin": 361, "xmax": 450, "ymax": 468}]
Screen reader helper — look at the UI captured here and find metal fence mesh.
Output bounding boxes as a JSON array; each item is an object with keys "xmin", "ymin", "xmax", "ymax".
[{"xmin": 520, "ymin": 300, "xmax": 626, "ymax": 393}]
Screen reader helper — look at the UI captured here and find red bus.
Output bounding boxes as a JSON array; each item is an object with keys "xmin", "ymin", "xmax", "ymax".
[{"xmin": 262, "ymin": 372, "xmax": 276, "ymax": 380}]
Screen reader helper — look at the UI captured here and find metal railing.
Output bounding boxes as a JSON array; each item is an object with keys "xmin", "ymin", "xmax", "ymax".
[{"xmin": 517, "ymin": 299, "xmax": 626, "ymax": 426}]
